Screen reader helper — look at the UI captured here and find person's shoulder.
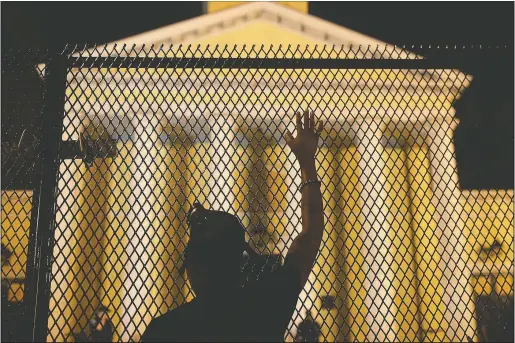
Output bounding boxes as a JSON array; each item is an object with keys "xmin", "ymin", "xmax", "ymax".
[
  {"xmin": 142, "ymin": 302, "xmax": 195, "ymax": 342},
  {"xmin": 246, "ymin": 259, "xmax": 301, "ymax": 292},
  {"xmin": 150, "ymin": 301, "xmax": 195, "ymax": 326},
  {"xmin": 147, "ymin": 311, "xmax": 175, "ymax": 329}
]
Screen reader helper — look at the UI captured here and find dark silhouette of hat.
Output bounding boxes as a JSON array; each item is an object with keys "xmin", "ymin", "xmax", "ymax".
[
  {"xmin": 1, "ymin": 243, "xmax": 13, "ymax": 260},
  {"xmin": 178, "ymin": 202, "xmax": 259, "ymax": 275}
]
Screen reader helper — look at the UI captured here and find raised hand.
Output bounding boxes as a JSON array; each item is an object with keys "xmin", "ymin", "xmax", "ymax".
[{"xmin": 285, "ymin": 110, "xmax": 324, "ymax": 166}]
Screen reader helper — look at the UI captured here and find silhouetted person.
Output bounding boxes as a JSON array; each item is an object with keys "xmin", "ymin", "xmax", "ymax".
[
  {"xmin": 71, "ymin": 305, "xmax": 114, "ymax": 342},
  {"xmin": 71, "ymin": 330, "xmax": 90, "ymax": 343},
  {"xmin": 90, "ymin": 305, "xmax": 114, "ymax": 342},
  {"xmin": 475, "ymin": 295, "xmax": 514, "ymax": 342},
  {"xmin": 295, "ymin": 310, "xmax": 322, "ymax": 342},
  {"xmin": 1, "ymin": 243, "xmax": 12, "ymax": 293},
  {"xmin": 2, "ymin": 243, "xmax": 27, "ymax": 342},
  {"xmin": 142, "ymin": 111, "xmax": 325, "ymax": 342}
]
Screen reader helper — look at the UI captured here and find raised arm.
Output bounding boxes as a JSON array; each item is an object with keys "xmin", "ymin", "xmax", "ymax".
[{"xmin": 284, "ymin": 110, "xmax": 325, "ymax": 288}]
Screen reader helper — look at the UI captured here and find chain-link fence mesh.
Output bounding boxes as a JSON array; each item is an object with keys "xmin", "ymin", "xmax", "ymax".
[
  {"xmin": 1, "ymin": 49, "xmax": 50, "ymax": 342},
  {"xmin": 1, "ymin": 45, "xmax": 513, "ymax": 342}
]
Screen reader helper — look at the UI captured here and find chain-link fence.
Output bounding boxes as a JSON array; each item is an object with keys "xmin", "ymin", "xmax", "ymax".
[
  {"xmin": 1, "ymin": 45, "xmax": 513, "ymax": 342},
  {"xmin": 2, "ymin": 48, "xmax": 50, "ymax": 343}
]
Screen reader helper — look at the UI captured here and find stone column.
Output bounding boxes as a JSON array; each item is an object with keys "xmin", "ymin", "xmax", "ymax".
[
  {"xmin": 425, "ymin": 115, "xmax": 475, "ymax": 341},
  {"xmin": 354, "ymin": 119, "xmax": 396, "ymax": 342},
  {"xmin": 47, "ymin": 118, "xmax": 109, "ymax": 342},
  {"xmin": 155, "ymin": 123, "xmax": 192, "ymax": 318}
]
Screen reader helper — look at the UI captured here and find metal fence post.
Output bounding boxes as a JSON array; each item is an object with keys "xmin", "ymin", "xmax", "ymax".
[{"xmin": 24, "ymin": 54, "xmax": 68, "ymax": 342}]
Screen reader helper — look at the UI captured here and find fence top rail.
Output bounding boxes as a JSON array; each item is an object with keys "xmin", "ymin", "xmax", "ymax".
[
  {"xmin": 64, "ymin": 56, "xmax": 473, "ymax": 70},
  {"xmin": 3, "ymin": 45, "xmax": 510, "ymax": 72}
]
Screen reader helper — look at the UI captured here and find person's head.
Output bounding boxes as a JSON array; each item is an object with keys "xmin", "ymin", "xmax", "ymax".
[
  {"xmin": 303, "ymin": 309, "xmax": 315, "ymax": 320},
  {"xmin": 90, "ymin": 305, "xmax": 111, "ymax": 332},
  {"xmin": 181, "ymin": 203, "xmax": 256, "ymax": 297},
  {"xmin": 1, "ymin": 243, "xmax": 12, "ymax": 268}
]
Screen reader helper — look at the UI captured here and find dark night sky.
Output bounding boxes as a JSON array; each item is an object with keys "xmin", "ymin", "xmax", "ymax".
[
  {"xmin": 2, "ymin": 2, "xmax": 514, "ymax": 189},
  {"xmin": 2, "ymin": 2, "xmax": 513, "ymax": 48}
]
